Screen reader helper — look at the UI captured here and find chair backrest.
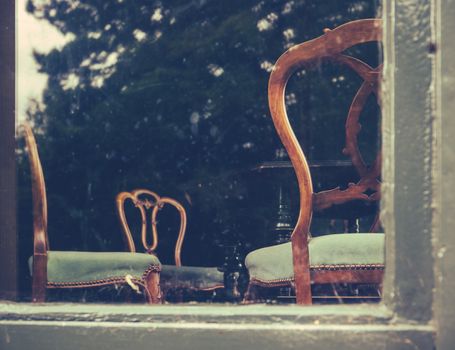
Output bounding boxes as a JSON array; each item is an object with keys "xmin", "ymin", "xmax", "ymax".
[
  {"xmin": 267, "ymin": 19, "xmax": 382, "ymax": 303},
  {"xmin": 310, "ymin": 54, "xmax": 382, "ymax": 224},
  {"xmin": 116, "ymin": 189, "xmax": 187, "ymax": 266},
  {"xmin": 22, "ymin": 124, "xmax": 49, "ymax": 301}
]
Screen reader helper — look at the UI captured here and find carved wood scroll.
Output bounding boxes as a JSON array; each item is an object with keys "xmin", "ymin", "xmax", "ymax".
[
  {"xmin": 311, "ymin": 59, "xmax": 382, "ymax": 214},
  {"xmin": 116, "ymin": 189, "xmax": 187, "ymax": 267}
]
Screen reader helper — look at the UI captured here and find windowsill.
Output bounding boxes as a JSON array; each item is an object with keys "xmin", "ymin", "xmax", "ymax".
[
  {"xmin": 1, "ymin": 302, "xmax": 395, "ymax": 324},
  {"xmin": 0, "ymin": 302, "xmax": 435, "ymax": 350}
]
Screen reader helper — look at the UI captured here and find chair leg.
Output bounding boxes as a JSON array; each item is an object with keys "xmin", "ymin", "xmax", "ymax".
[
  {"xmin": 144, "ymin": 271, "xmax": 161, "ymax": 304},
  {"xmin": 32, "ymin": 286, "xmax": 46, "ymax": 303},
  {"xmin": 242, "ymin": 284, "xmax": 260, "ymax": 304},
  {"xmin": 32, "ymin": 257, "xmax": 47, "ymax": 303},
  {"xmin": 160, "ymin": 287, "xmax": 169, "ymax": 302}
]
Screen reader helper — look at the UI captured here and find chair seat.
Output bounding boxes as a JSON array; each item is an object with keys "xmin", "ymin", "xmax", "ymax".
[
  {"xmin": 245, "ymin": 233, "xmax": 385, "ymax": 285},
  {"xmin": 29, "ymin": 251, "xmax": 161, "ymax": 286},
  {"xmin": 160, "ymin": 265, "xmax": 224, "ymax": 291}
]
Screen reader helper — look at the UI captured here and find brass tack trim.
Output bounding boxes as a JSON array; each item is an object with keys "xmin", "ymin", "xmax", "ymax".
[
  {"xmin": 249, "ymin": 264, "xmax": 384, "ymax": 287},
  {"xmin": 47, "ymin": 264, "xmax": 161, "ymax": 288}
]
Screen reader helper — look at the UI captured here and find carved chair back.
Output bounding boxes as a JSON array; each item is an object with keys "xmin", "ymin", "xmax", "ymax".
[
  {"xmin": 313, "ymin": 59, "xmax": 382, "ymax": 231},
  {"xmin": 267, "ymin": 18, "xmax": 382, "ymax": 303},
  {"xmin": 116, "ymin": 189, "xmax": 187, "ymax": 266},
  {"xmin": 310, "ymin": 52, "xmax": 382, "ymax": 231}
]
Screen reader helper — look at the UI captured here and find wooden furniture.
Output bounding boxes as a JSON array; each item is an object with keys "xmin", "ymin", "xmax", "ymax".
[
  {"xmin": 116, "ymin": 190, "xmax": 224, "ymax": 298},
  {"xmin": 23, "ymin": 124, "xmax": 161, "ymax": 304},
  {"xmin": 244, "ymin": 19, "xmax": 384, "ymax": 305}
]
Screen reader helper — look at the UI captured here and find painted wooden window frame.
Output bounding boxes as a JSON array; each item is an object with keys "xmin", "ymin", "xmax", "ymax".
[{"xmin": 1, "ymin": 0, "xmax": 454, "ymax": 349}]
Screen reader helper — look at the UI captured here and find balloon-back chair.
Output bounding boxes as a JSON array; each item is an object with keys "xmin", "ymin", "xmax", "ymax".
[
  {"xmin": 23, "ymin": 124, "xmax": 161, "ymax": 304},
  {"xmin": 116, "ymin": 189, "xmax": 224, "ymax": 298},
  {"xmin": 244, "ymin": 19, "xmax": 385, "ymax": 305}
]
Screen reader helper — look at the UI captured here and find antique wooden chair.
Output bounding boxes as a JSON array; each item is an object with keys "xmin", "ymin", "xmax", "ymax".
[
  {"xmin": 22, "ymin": 124, "xmax": 161, "ymax": 304},
  {"xmin": 116, "ymin": 189, "xmax": 224, "ymax": 298},
  {"xmin": 244, "ymin": 19, "xmax": 384, "ymax": 304}
]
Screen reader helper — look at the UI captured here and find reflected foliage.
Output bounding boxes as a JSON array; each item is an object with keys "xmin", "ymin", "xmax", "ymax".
[{"xmin": 20, "ymin": 0, "xmax": 379, "ymax": 272}]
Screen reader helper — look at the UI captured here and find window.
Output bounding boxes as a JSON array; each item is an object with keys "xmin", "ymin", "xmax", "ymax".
[
  {"xmin": 1, "ymin": 0, "xmax": 453, "ymax": 349},
  {"xmin": 11, "ymin": 0, "xmax": 385, "ymax": 305}
]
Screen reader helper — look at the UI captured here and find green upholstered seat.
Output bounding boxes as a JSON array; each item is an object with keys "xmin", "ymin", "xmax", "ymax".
[
  {"xmin": 29, "ymin": 251, "xmax": 161, "ymax": 285},
  {"xmin": 245, "ymin": 233, "xmax": 384, "ymax": 284},
  {"xmin": 160, "ymin": 265, "xmax": 224, "ymax": 291}
]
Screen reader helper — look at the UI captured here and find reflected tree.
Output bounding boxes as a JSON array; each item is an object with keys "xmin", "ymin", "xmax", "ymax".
[{"xmin": 22, "ymin": 0, "xmax": 379, "ymax": 267}]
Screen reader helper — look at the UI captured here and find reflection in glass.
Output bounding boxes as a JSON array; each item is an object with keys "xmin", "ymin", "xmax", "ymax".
[{"xmin": 17, "ymin": 0, "xmax": 382, "ymax": 303}]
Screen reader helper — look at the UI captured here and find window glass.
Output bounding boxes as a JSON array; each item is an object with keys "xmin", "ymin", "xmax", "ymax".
[{"xmin": 16, "ymin": 0, "xmax": 382, "ymax": 304}]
